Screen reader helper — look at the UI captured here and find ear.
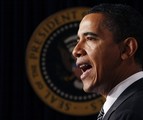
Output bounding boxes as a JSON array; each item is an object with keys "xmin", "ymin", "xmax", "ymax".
[{"xmin": 121, "ymin": 37, "xmax": 138, "ymax": 60}]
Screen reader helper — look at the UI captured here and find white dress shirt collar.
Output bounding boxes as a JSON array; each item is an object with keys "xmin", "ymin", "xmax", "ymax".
[{"xmin": 103, "ymin": 71, "xmax": 143, "ymax": 116}]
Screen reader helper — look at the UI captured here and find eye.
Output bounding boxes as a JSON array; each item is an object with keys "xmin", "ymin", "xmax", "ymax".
[{"xmin": 86, "ymin": 36, "xmax": 96, "ymax": 41}]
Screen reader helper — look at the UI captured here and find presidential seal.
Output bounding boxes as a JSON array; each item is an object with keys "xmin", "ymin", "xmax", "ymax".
[{"xmin": 26, "ymin": 7, "xmax": 105, "ymax": 116}]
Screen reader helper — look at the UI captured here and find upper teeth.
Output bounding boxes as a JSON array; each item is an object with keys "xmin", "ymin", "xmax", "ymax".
[{"xmin": 79, "ymin": 64, "xmax": 88, "ymax": 68}]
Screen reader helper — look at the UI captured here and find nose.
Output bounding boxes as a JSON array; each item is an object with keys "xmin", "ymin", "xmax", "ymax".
[{"xmin": 72, "ymin": 42, "xmax": 86, "ymax": 58}]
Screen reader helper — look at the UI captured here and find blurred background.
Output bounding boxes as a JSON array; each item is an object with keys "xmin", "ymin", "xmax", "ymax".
[{"xmin": 1, "ymin": 0, "xmax": 142, "ymax": 120}]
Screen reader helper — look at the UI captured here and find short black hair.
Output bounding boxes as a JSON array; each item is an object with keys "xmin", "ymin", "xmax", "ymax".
[{"xmin": 85, "ymin": 3, "xmax": 143, "ymax": 66}]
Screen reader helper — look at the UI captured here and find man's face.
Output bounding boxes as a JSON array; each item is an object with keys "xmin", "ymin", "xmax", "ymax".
[{"xmin": 72, "ymin": 13, "xmax": 122, "ymax": 94}]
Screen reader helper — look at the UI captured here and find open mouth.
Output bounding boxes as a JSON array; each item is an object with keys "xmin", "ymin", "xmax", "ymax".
[{"xmin": 79, "ymin": 63, "xmax": 92, "ymax": 73}]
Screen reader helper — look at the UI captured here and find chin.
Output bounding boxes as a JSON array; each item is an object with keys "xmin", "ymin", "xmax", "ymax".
[{"xmin": 83, "ymin": 86, "xmax": 95, "ymax": 93}]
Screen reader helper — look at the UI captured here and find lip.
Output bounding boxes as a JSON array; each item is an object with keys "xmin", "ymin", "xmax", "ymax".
[
  {"xmin": 76, "ymin": 60, "xmax": 90, "ymax": 69},
  {"xmin": 76, "ymin": 59, "xmax": 92, "ymax": 80},
  {"xmin": 80, "ymin": 68, "xmax": 92, "ymax": 80}
]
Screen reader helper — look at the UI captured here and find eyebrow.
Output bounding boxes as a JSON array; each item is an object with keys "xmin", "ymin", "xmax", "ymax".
[
  {"xmin": 77, "ymin": 32, "xmax": 99, "ymax": 40},
  {"xmin": 83, "ymin": 32, "xmax": 98, "ymax": 37}
]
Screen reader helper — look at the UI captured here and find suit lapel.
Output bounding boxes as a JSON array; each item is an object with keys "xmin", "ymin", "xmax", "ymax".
[{"xmin": 103, "ymin": 78, "xmax": 143, "ymax": 120}]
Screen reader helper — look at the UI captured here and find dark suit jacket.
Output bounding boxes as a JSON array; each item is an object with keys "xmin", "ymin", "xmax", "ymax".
[{"xmin": 103, "ymin": 78, "xmax": 143, "ymax": 120}]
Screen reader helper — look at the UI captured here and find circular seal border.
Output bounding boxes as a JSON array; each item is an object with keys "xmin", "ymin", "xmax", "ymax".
[{"xmin": 26, "ymin": 7, "xmax": 105, "ymax": 116}]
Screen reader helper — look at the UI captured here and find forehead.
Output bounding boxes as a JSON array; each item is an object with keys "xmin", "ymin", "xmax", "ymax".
[
  {"xmin": 78, "ymin": 13, "xmax": 106, "ymax": 34},
  {"xmin": 82, "ymin": 13, "xmax": 105, "ymax": 24},
  {"xmin": 78, "ymin": 13, "xmax": 115, "ymax": 41}
]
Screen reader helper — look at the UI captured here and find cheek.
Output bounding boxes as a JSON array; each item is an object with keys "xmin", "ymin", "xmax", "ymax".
[
  {"xmin": 90, "ymin": 45, "xmax": 121, "ymax": 74},
  {"xmin": 89, "ymin": 47, "xmax": 104, "ymax": 66},
  {"xmin": 101, "ymin": 50, "xmax": 121, "ymax": 79}
]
